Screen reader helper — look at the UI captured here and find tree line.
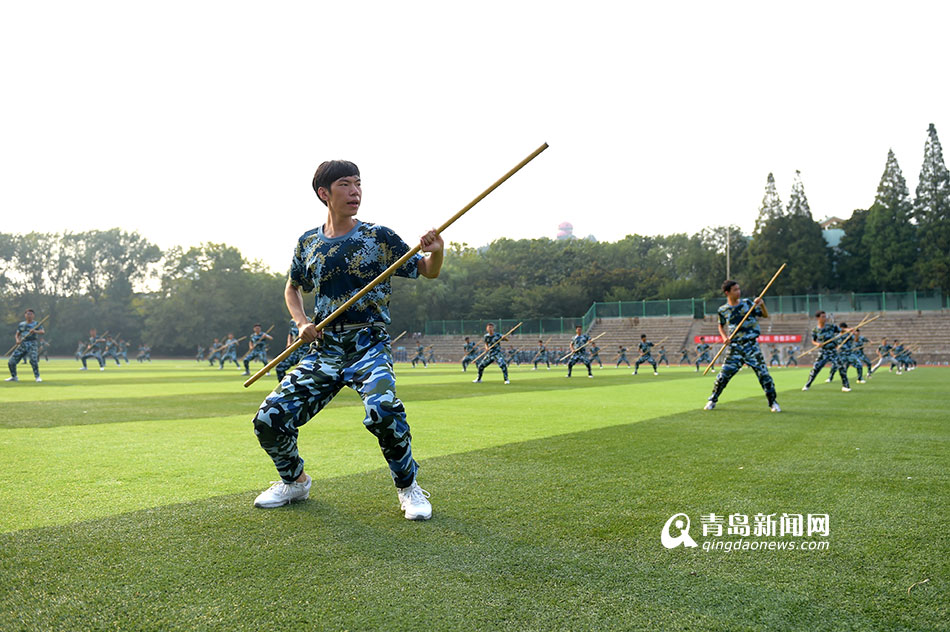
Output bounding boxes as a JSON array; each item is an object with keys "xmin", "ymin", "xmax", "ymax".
[{"xmin": 2, "ymin": 125, "xmax": 946, "ymax": 355}]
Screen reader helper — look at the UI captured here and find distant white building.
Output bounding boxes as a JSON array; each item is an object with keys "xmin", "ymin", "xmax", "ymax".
[{"xmin": 820, "ymin": 216, "xmax": 846, "ymax": 248}]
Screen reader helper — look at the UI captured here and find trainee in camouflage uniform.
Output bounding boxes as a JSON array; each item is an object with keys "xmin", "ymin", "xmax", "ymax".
[
  {"xmin": 769, "ymin": 346, "xmax": 781, "ymax": 366},
  {"xmin": 589, "ymin": 344, "xmax": 603, "ymax": 368},
  {"xmin": 136, "ymin": 345, "xmax": 151, "ymax": 362},
  {"xmin": 6, "ymin": 310, "xmax": 45, "ymax": 382},
  {"xmin": 207, "ymin": 339, "xmax": 224, "ymax": 366},
  {"xmin": 853, "ymin": 330, "xmax": 873, "ymax": 374},
  {"xmin": 74, "ymin": 340, "xmax": 84, "ymax": 361},
  {"xmin": 784, "ymin": 345, "xmax": 798, "ymax": 367},
  {"xmin": 242, "ymin": 325, "xmax": 272, "ymax": 375},
  {"xmin": 103, "ymin": 336, "xmax": 122, "ymax": 366},
  {"xmin": 633, "ymin": 335, "xmax": 657, "ymax": 375},
  {"xmin": 461, "ymin": 337, "xmax": 478, "ymax": 372},
  {"xmin": 695, "ymin": 342, "xmax": 712, "ymax": 372},
  {"xmin": 533, "ymin": 340, "xmax": 550, "ymax": 370},
  {"xmin": 196, "ymin": 345, "xmax": 206, "ymax": 362},
  {"xmin": 410, "ymin": 344, "xmax": 427, "ymax": 368},
  {"xmin": 37, "ymin": 338, "xmax": 50, "ymax": 362},
  {"xmin": 616, "ymin": 345, "xmax": 630, "ymax": 367},
  {"xmin": 679, "ymin": 348, "xmax": 691, "ymax": 365},
  {"xmin": 220, "ymin": 334, "xmax": 241, "ymax": 369},
  {"xmin": 892, "ymin": 341, "xmax": 908, "ymax": 373},
  {"xmin": 507, "ymin": 346, "xmax": 520, "ymax": 366},
  {"xmin": 803, "ymin": 311, "xmax": 851, "ymax": 391},
  {"xmin": 566, "ymin": 326, "xmax": 593, "ymax": 378},
  {"xmin": 474, "ymin": 323, "xmax": 510, "ymax": 383},
  {"xmin": 871, "ymin": 339, "xmax": 894, "ymax": 374},
  {"xmin": 705, "ymin": 281, "xmax": 779, "ymax": 411},
  {"xmin": 275, "ymin": 320, "xmax": 306, "ymax": 381},
  {"xmin": 118, "ymin": 339, "xmax": 130, "ymax": 364},
  {"xmin": 425, "ymin": 346, "xmax": 436, "ymax": 364},
  {"xmin": 80, "ymin": 329, "xmax": 106, "ymax": 370},
  {"xmin": 657, "ymin": 346, "xmax": 669, "ymax": 366},
  {"xmin": 829, "ymin": 322, "xmax": 865, "ymax": 382},
  {"xmin": 251, "ymin": 159, "xmax": 443, "ymax": 519}
]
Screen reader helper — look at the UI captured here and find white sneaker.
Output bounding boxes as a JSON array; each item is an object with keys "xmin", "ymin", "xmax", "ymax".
[
  {"xmin": 504, "ymin": 380, "xmax": 510, "ymax": 385},
  {"xmin": 472, "ymin": 378, "xmax": 481, "ymax": 383},
  {"xmin": 397, "ymin": 480, "xmax": 432, "ymax": 520},
  {"xmin": 802, "ymin": 385, "xmax": 809, "ymax": 391},
  {"xmin": 703, "ymin": 401, "xmax": 715, "ymax": 410},
  {"xmin": 99, "ymin": 367, "xmax": 105, "ymax": 371},
  {"xmin": 254, "ymin": 474, "xmax": 311, "ymax": 508},
  {"xmin": 79, "ymin": 367, "xmax": 87, "ymax": 371},
  {"xmin": 857, "ymin": 380, "xmax": 866, "ymax": 384},
  {"xmin": 841, "ymin": 387, "xmax": 851, "ymax": 392},
  {"xmin": 587, "ymin": 374, "xmax": 593, "ymax": 378},
  {"xmin": 824, "ymin": 378, "xmax": 832, "ymax": 383},
  {"xmin": 35, "ymin": 377, "xmax": 42, "ymax": 383},
  {"xmin": 4, "ymin": 376, "xmax": 18, "ymax": 382},
  {"xmin": 770, "ymin": 402, "xmax": 781, "ymax": 413},
  {"xmin": 653, "ymin": 371, "xmax": 658, "ymax": 376}
]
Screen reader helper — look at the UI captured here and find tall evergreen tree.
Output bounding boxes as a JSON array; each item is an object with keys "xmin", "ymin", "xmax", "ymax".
[
  {"xmin": 914, "ymin": 124, "xmax": 950, "ymax": 291},
  {"xmin": 834, "ymin": 209, "xmax": 874, "ymax": 291},
  {"xmin": 862, "ymin": 149, "xmax": 917, "ymax": 289},
  {"xmin": 754, "ymin": 173, "xmax": 784, "ymax": 233},
  {"xmin": 786, "ymin": 170, "xmax": 812, "ymax": 217}
]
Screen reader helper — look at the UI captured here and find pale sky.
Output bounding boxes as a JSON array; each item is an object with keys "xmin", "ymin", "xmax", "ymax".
[{"xmin": 2, "ymin": 1, "xmax": 948, "ymax": 274}]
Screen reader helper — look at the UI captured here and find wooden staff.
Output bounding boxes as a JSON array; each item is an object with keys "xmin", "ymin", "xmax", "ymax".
[
  {"xmin": 82, "ymin": 330, "xmax": 109, "ymax": 354},
  {"xmin": 4, "ymin": 315, "xmax": 50, "ymax": 356},
  {"xmin": 244, "ymin": 143, "xmax": 549, "ymax": 387},
  {"xmin": 222, "ymin": 336, "xmax": 247, "ymax": 349},
  {"xmin": 391, "ymin": 330, "xmax": 407, "ymax": 345},
  {"xmin": 798, "ymin": 313, "xmax": 878, "ymax": 359},
  {"xmin": 834, "ymin": 314, "xmax": 881, "ymax": 350},
  {"xmin": 471, "ymin": 322, "xmax": 523, "ymax": 365},
  {"xmin": 558, "ymin": 331, "xmax": 607, "ymax": 362},
  {"xmin": 703, "ymin": 263, "xmax": 787, "ymax": 376}
]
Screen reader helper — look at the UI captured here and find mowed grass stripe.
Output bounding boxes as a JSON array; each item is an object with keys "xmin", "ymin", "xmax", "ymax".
[
  {"xmin": 0, "ymin": 369, "xmax": 811, "ymax": 533},
  {"xmin": 2, "ymin": 360, "xmax": 785, "ymax": 428},
  {"xmin": 0, "ymin": 375, "xmax": 945, "ymax": 631}
]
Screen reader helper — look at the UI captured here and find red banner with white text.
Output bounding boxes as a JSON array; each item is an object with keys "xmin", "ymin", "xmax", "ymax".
[{"xmin": 694, "ymin": 334, "xmax": 802, "ymax": 344}]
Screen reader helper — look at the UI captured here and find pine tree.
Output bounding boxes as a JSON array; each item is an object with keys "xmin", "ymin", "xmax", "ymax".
[
  {"xmin": 754, "ymin": 173, "xmax": 784, "ymax": 233},
  {"xmin": 914, "ymin": 124, "xmax": 950, "ymax": 291},
  {"xmin": 834, "ymin": 209, "xmax": 874, "ymax": 291},
  {"xmin": 862, "ymin": 149, "xmax": 917, "ymax": 289},
  {"xmin": 786, "ymin": 170, "xmax": 812, "ymax": 217}
]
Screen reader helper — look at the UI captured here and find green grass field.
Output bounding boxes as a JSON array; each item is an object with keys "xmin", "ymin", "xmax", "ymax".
[{"xmin": 1, "ymin": 358, "xmax": 947, "ymax": 631}]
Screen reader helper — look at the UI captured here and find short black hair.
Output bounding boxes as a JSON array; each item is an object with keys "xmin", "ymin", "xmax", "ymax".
[
  {"xmin": 24, "ymin": 308, "xmax": 34, "ymax": 314},
  {"xmin": 464, "ymin": 337, "xmax": 470, "ymax": 341},
  {"xmin": 487, "ymin": 322, "xmax": 494, "ymax": 327},
  {"xmin": 312, "ymin": 160, "xmax": 360, "ymax": 206},
  {"xmin": 815, "ymin": 310, "xmax": 825, "ymax": 318},
  {"xmin": 640, "ymin": 334, "xmax": 647, "ymax": 339},
  {"xmin": 839, "ymin": 322, "xmax": 848, "ymax": 328},
  {"xmin": 254, "ymin": 323, "xmax": 261, "ymax": 328},
  {"xmin": 722, "ymin": 279, "xmax": 738, "ymax": 293}
]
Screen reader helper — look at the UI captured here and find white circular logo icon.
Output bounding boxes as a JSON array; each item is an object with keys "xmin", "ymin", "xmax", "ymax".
[{"xmin": 661, "ymin": 513, "xmax": 699, "ymax": 549}]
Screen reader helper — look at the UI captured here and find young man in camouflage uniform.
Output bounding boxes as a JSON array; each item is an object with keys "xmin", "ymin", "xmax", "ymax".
[
  {"xmin": 250, "ymin": 159, "xmax": 442, "ymax": 520},
  {"xmin": 196, "ymin": 344, "xmax": 206, "ymax": 362},
  {"xmin": 532, "ymin": 339, "xmax": 550, "ymax": 370},
  {"xmin": 852, "ymin": 329, "xmax": 872, "ymax": 378},
  {"xmin": 803, "ymin": 311, "xmax": 851, "ymax": 392},
  {"xmin": 207, "ymin": 338, "xmax": 223, "ymax": 366},
  {"xmin": 275, "ymin": 320, "xmax": 306, "ymax": 382},
  {"xmin": 410, "ymin": 344, "xmax": 427, "ymax": 368},
  {"xmin": 616, "ymin": 345, "xmax": 630, "ymax": 367},
  {"xmin": 703, "ymin": 280, "xmax": 779, "ymax": 411},
  {"xmin": 566, "ymin": 325, "xmax": 593, "ymax": 378},
  {"xmin": 827, "ymin": 322, "xmax": 863, "ymax": 384},
  {"xmin": 589, "ymin": 343, "xmax": 603, "ymax": 368},
  {"xmin": 220, "ymin": 333, "xmax": 241, "ymax": 369},
  {"xmin": 784, "ymin": 345, "xmax": 798, "ymax": 367},
  {"xmin": 242, "ymin": 325, "xmax": 272, "ymax": 376},
  {"xmin": 633, "ymin": 334, "xmax": 658, "ymax": 376},
  {"xmin": 461, "ymin": 337, "xmax": 478, "ymax": 372},
  {"xmin": 678, "ymin": 347, "xmax": 691, "ymax": 365},
  {"xmin": 103, "ymin": 335, "xmax": 122, "ymax": 366},
  {"xmin": 473, "ymin": 322, "xmax": 510, "ymax": 384},
  {"xmin": 695, "ymin": 342, "xmax": 713, "ymax": 372},
  {"xmin": 80, "ymin": 329, "xmax": 107, "ymax": 371},
  {"xmin": 769, "ymin": 346, "xmax": 782, "ymax": 366},
  {"xmin": 657, "ymin": 345, "xmax": 669, "ymax": 366},
  {"xmin": 6, "ymin": 309, "xmax": 45, "ymax": 383}
]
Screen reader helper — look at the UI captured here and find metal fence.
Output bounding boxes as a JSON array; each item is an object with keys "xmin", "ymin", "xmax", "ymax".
[{"xmin": 426, "ymin": 290, "xmax": 948, "ymax": 335}]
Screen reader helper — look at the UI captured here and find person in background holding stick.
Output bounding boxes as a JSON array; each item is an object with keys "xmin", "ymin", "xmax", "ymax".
[
  {"xmin": 243, "ymin": 325, "xmax": 272, "ymax": 376},
  {"xmin": 589, "ymin": 342, "xmax": 603, "ymax": 368},
  {"xmin": 81, "ymin": 329, "xmax": 106, "ymax": 371},
  {"xmin": 533, "ymin": 339, "xmax": 550, "ymax": 370},
  {"xmin": 411, "ymin": 343, "xmax": 427, "ymax": 368},
  {"xmin": 695, "ymin": 342, "xmax": 713, "ymax": 373},
  {"xmin": 6, "ymin": 309, "xmax": 45, "ymax": 383},
  {"xmin": 566, "ymin": 325, "xmax": 593, "ymax": 379},
  {"xmin": 633, "ymin": 334, "xmax": 658, "ymax": 376},
  {"xmin": 250, "ymin": 159, "xmax": 443, "ymax": 520},
  {"xmin": 221, "ymin": 333, "xmax": 242, "ymax": 369},
  {"xmin": 802, "ymin": 311, "xmax": 851, "ymax": 392},
  {"xmin": 616, "ymin": 345, "xmax": 630, "ymax": 367},
  {"xmin": 853, "ymin": 329, "xmax": 872, "ymax": 379},
  {"xmin": 461, "ymin": 336, "xmax": 478, "ymax": 372},
  {"xmin": 473, "ymin": 322, "xmax": 510, "ymax": 384},
  {"xmin": 704, "ymin": 280, "xmax": 779, "ymax": 412}
]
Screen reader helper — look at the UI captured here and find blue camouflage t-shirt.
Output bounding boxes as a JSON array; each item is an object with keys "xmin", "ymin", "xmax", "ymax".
[
  {"xmin": 812, "ymin": 324, "xmax": 840, "ymax": 349},
  {"xmin": 290, "ymin": 221, "xmax": 422, "ymax": 325},
  {"xmin": 718, "ymin": 298, "xmax": 763, "ymax": 343},
  {"xmin": 17, "ymin": 321, "xmax": 41, "ymax": 343}
]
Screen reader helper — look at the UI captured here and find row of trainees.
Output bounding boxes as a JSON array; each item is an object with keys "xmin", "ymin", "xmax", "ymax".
[
  {"xmin": 74, "ymin": 329, "xmax": 149, "ymax": 370},
  {"xmin": 196, "ymin": 323, "xmax": 309, "ymax": 382}
]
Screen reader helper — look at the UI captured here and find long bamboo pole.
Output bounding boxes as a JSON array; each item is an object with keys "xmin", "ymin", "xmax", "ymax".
[
  {"xmin": 471, "ymin": 322, "xmax": 523, "ymax": 365},
  {"xmin": 703, "ymin": 263, "xmax": 787, "ymax": 376},
  {"xmin": 558, "ymin": 331, "xmax": 607, "ymax": 362},
  {"xmin": 390, "ymin": 331, "xmax": 407, "ymax": 345},
  {"xmin": 244, "ymin": 143, "xmax": 549, "ymax": 387},
  {"xmin": 798, "ymin": 313, "xmax": 878, "ymax": 359}
]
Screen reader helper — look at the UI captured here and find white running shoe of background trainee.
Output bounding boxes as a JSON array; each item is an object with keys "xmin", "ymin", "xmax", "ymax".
[
  {"xmin": 254, "ymin": 474, "xmax": 312, "ymax": 508},
  {"xmin": 703, "ymin": 401, "xmax": 715, "ymax": 410},
  {"xmin": 770, "ymin": 403, "xmax": 781, "ymax": 412},
  {"xmin": 397, "ymin": 480, "xmax": 432, "ymax": 520},
  {"xmin": 35, "ymin": 377, "xmax": 42, "ymax": 382},
  {"xmin": 841, "ymin": 387, "xmax": 851, "ymax": 392},
  {"xmin": 4, "ymin": 376, "xmax": 17, "ymax": 382}
]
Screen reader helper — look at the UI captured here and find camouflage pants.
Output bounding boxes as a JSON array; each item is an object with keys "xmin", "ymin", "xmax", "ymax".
[
  {"xmin": 616, "ymin": 353, "xmax": 630, "ymax": 367},
  {"xmin": 221, "ymin": 349, "xmax": 239, "ymax": 367},
  {"xmin": 590, "ymin": 353, "xmax": 603, "ymax": 367},
  {"xmin": 533, "ymin": 353, "xmax": 549, "ymax": 369},
  {"xmin": 695, "ymin": 352, "xmax": 711, "ymax": 369},
  {"xmin": 832, "ymin": 351, "xmax": 864, "ymax": 381},
  {"xmin": 411, "ymin": 354, "xmax": 427, "ymax": 367},
  {"xmin": 476, "ymin": 350, "xmax": 508, "ymax": 380},
  {"xmin": 855, "ymin": 351, "xmax": 872, "ymax": 371},
  {"xmin": 275, "ymin": 347, "xmax": 306, "ymax": 380},
  {"xmin": 708, "ymin": 340, "xmax": 777, "ymax": 405},
  {"xmin": 462, "ymin": 353, "xmax": 478, "ymax": 371},
  {"xmin": 104, "ymin": 350, "xmax": 122, "ymax": 365},
  {"xmin": 567, "ymin": 352, "xmax": 591, "ymax": 375},
  {"xmin": 81, "ymin": 351, "xmax": 104, "ymax": 368},
  {"xmin": 252, "ymin": 326, "xmax": 417, "ymax": 487},
  {"xmin": 806, "ymin": 348, "xmax": 850, "ymax": 388},
  {"xmin": 8, "ymin": 341, "xmax": 39, "ymax": 378},
  {"xmin": 244, "ymin": 348, "xmax": 268, "ymax": 369},
  {"xmin": 208, "ymin": 351, "xmax": 222, "ymax": 365},
  {"xmin": 634, "ymin": 353, "xmax": 656, "ymax": 372}
]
